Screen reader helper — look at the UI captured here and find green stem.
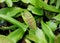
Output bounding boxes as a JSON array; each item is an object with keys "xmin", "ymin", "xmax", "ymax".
[
  {"xmin": 0, "ymin": 14, "xmax": 28, "ymax": 31},
  {"xmin": 0, "ymin": 25, "xmax": 17, "ymax": 30}
]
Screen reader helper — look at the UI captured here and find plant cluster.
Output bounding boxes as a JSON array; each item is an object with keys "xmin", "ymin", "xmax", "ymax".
[{"xmin": 0, "ymin": 0, "xmax": 60, "ymax": 43}]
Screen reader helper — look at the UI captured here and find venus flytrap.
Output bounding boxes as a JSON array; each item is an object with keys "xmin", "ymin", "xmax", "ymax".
[
  {"xmin": 0, "ymin": 0, "xmax": 60, "ymax": 43},
  {"xmin": 22, "ymin": 10, "xmax": 47, "ymax": 43},
  {"xmin": 22, "ymin": 10, "xmax": 37, "ymax": 30}
]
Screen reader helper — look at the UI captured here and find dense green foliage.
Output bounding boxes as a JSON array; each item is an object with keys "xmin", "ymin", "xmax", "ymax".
[{"xmin": 0, "ymin": 0, "xmax": 60, "ymax": 43}]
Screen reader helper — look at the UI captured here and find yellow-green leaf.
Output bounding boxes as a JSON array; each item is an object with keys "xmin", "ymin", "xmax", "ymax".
[{"xmin": 22, "ymin": 10, "xmax": 37, "ymax": 29}]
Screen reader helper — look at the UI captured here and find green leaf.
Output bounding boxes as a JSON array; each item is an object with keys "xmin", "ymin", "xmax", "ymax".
[
  {"xmin": 26, "ymin": 28, "xmax": 47, "ymax": 43},
  {"xmin": 0, "ymin": 7, "xmax": 23, "ymax": 17},
  {"xmin": 7, "ymin": 28, "xmax": 27, "ymax": 43},
  {"xmin": 0, "ymin": 35, "xmax": 14, "ymax": 43},
  {"xmin": 0, "ymin": 14, "xmax": 28, "ymax": 31},
  {"xmin": 50, "ymin": 0, "xmax": 55, "ymax": 4},
  {"xmin": 0, "ymin": 27, "xmax": 27, "ymax": 43},
  {"xmin": 22, "ymin": 0, "xmax": 30, "ymax": 3},
  {"xmin": 56, "ymin": 0, "xmax": 60, "ymax": 9},
  {"xmin": 27, "ymin": 5, "xmax": 43, "ymax": 16},
  {"xmin": 25, "ymin": 38, "xmax": 31, "ymax": 43},
  {"xmin": 54, "ymin": 34, "xmax": 60, "ymax": 43},
  {"xmin": 46, "ymin": 21, "xmax": 57, "ymax": 31},
  {"xmin": 41, "ymin": 21, "xmax": 55, "ymax": 43},
  {"xmin": 30, "ymin": 0, "xmax": 59, "ymax": 12},
  {"xmin": 53, "ymin": 14, "xmax": 60, "ymax": 21},
  {"xmin": 12, "ymin": 0, "xmax": 19, "ymax": 2},
  {"xmin": 22, "ymin": 10, "xmax": 37, "ymax": 29},
  {"xmin": 5, "ymin": 0, "xmax": 13, "ymax": 7}
]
